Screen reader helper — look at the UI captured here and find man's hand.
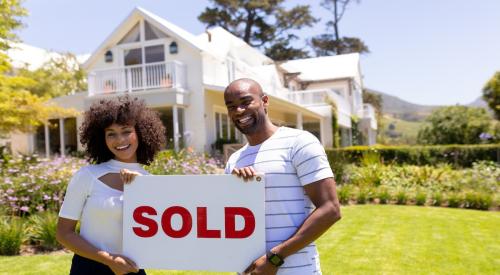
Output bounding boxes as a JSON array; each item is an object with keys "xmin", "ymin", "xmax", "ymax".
[
  {"xmin": 106, "ymin": 253, "xmax": 139, "ymax": 274},
  {"xmin": 231, "ymin": 166, "xmax": 257, "ymax": 181},
  {"xmin": 243, "ymin": 254, "xmax": 278, "ymax": 275},
  {"xmin": 120, "ymin": 169, "xmax": 140, "ymax": 184}
]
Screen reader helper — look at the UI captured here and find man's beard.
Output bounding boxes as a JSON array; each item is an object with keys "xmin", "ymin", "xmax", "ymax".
[{"xmin": 234, "ymin": 115, "xmax": 260, "ymax": 135}]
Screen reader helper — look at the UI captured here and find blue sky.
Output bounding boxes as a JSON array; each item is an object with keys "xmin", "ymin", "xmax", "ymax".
[{"xmin": 16, "ymin": 0, "xmax": 500, "ymax": 106}]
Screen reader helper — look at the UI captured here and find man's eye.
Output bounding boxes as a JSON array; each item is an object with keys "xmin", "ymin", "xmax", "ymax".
[
  {"xmin": 123, "ymin": 130, "xmax": 132, "ymax": 134},
  {"xmin": 106, "ymin": 133, "xmax": 116, "ymax": 137}
]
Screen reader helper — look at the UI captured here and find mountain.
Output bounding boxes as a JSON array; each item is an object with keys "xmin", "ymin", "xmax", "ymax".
[
  {"xmin": 467, "ymin": 96, "xmax": 488, "ymax": 108},
  {"xmin": 365, "ymin": 89, "xmax": 441, "ymax": 121}
]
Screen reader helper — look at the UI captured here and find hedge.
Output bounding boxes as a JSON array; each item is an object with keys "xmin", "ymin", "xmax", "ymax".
[{"xmin": 326, "ymin": 144, "xmax": 500, "ymax": 168}]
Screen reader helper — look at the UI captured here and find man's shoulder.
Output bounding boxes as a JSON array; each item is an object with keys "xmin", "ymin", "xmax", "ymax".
[
  {"xmin": 279, "ymin": 127, "xmax": 320, "ymax": 146},
  {"xmin": 226, "ymin": 144, "xmax": 248, "ymax": 164}
]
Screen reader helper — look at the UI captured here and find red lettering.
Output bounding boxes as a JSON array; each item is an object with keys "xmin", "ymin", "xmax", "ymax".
[
  {"xmin": 197, "ymin": 207, "xmax": 221, "ymax": 238},
  {"xmin": 132, "ymin": 206, "xmax": 158, "ymax": 238},
  {"xmin": 161, "ymin": 206, "xmax": 192, "ymax": 238},
  {"xmin": 224, "ymin": 207, "xmax": 255, "ymax": 238}
]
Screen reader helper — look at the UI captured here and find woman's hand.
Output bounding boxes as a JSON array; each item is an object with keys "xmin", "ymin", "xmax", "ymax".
[
  {"xmin": 120, "ymin": 169, "xmax": 140, "ymax": 184},
  {"xmin": 107, "ymin": 253, "xmax": 139, "ymax": 275}
]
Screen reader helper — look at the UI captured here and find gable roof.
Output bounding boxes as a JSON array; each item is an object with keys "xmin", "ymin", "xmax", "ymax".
[
  {"xmin": 83, "ymin": 7, "xmax": 205, "ymax": 69},
  {"xmin": 197, "ymin": 27, "xmax": 272, "ymax": 66},
  {"xmin": 280, "ymin": 53, "xmax": 361, "ymax": 82}
]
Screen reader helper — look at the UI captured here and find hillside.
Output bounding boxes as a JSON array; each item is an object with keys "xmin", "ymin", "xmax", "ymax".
[{"xmin": 365, "ymin": 89, "xmax": 440, "ymax": 121}]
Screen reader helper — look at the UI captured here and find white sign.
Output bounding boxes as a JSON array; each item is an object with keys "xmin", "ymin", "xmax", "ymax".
[{"xmin": 123, "ymin": 174, "xmax": 265, "ymax": 272}]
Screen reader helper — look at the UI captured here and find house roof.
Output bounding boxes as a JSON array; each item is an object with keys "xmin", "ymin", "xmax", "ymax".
[
  {"xmin": 280, "ymin": 53, "xmax": 361, "ymax": 82},
  {"xmin": 197, "ymin": 27, "xmax": 273, "ymax": 66},
  {"xmin": 83, "ymin": 7, "xmax": 206, "ymax": 69},
  {"xmin": 6, "ymin": 42, "xmax": 89, "ymax": 70}
]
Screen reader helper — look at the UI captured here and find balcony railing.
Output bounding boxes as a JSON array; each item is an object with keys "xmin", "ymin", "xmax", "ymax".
[
  {"xmin": 88, "ymin": 61, "xmax": 186, "ymax": 96},
  {"xmin": 286, "ymin": 89, "xmax": 353, "ymax": 128},
  {"xmin": 362, "ymin": 104, "xmax": 376, "ymax": 119}
]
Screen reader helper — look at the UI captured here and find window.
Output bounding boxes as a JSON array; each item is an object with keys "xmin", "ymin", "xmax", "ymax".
[
  {"xmin": 215, "ymin": 112, "xmax": 236, "ymax": 140},
  {"xmin": 118, "ymin": 22, "xmax": 140, "ymax": 44},
  {"xmin": 145, "ymin": 21, "xmax": 168, "ymax": 40},
  {"xmin": 124, "ymin": 48, "xmax": 142, "ymax": 66},
  {"xmin": 145, "ymin": 45, "xmax": 165, "ymax": 63}
]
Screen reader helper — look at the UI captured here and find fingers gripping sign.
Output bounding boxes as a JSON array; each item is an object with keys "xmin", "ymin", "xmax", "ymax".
[
  {"xmin": 231, "ymin": 166, "xmax": 260, "ymax": 182},
  {"xmin": 120, "ymin": 168, "xmax": 141, "ymax": 184}
]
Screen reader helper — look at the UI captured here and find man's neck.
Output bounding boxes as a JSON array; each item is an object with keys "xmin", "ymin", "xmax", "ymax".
[{"xmin": 246, "ymin": 122, "xmax": 279, "ymax": 146}]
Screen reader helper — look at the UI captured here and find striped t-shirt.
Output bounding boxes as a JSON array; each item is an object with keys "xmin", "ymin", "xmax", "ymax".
[{"xmin": 225, "ymin": 127, "xmax": 334, "ymax": 275}]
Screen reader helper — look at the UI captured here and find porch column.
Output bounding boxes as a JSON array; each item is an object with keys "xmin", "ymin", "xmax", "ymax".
[
  {"xmin": 296, "ymin": 112, "xmax": 303, "ymax": 130},
  {"xmin": 44, "ymin": 123, "xmax": 50, "ymax": 158},
  {"xmin": 172, "ymin": 105, "xmax": 179, "ymax": 152},
  {"xmin": 59, "ymin": 118, "xmax": 65, "ymax": 157}
]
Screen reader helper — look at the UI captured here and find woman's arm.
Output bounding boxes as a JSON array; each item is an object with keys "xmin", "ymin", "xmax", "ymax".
[{"xmin": 56, "ymin": 217, "xmax": 139, "ymax": 274}]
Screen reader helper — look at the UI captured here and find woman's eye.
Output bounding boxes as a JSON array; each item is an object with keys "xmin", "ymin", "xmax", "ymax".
[{"xmin": 106, "ymin": 133, "xmax": 116, "ymax": 137}]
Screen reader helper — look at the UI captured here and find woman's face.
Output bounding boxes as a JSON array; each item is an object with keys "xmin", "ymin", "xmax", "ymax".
[{"xmin": 104, "ymin": 123, "xmax": 139, "ymax": 163}]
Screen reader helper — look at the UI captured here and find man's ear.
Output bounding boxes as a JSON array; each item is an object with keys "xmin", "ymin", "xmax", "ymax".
[{"xmin": 261, "ymin": 95, "xmax": 269, "ymax": 107}]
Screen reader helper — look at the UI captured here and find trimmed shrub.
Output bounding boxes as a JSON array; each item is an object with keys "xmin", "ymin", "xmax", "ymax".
[
  {"xmin": 447, "ymin": 193, "xmax": 461, "ymax": 208},
  {"xmin": 337, "ymin": 185, "xmax": 352, "ymax": 205},
  {"xmin": 326, "ymin": 144, "xmax": 500, "ymax": 168},
  {"xmin": 415, "ymin": 192, "xmax": 427, "ymax": 206},
  {"xmin": 432, "ymin": 193, "xmax": 443, "ymax": 206},
  {"xmin": 377, "ymin": 188, "xmax": 391, "ymax": 204},
  {"xmin": 464, "ymin": 192, "xmax": 493, "ymax": 210},
  {"xmin": 0, "ymin": 217, "xmax": 25, "ymax": 255},
  {"xmin": 27, "ymin": 212, "xmax": 61, "ymax": 251},
  {"xmin": 396, "ymin": 190, "xmax": 408, "ymax": 205},
  {"xmin": 355, "ymin": 188, "xmax": 368, "ymax": 204}
]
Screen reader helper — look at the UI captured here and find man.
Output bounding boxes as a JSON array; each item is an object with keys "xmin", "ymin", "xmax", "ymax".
[{"xmin": 224, "ymin": 78, "xmax": 341, "ymax": 275}]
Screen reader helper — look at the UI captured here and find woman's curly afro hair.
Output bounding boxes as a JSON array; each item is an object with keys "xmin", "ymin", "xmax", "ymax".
[{"xmin": 80, "ymin": 96, "xmax": 166, "ymax": 165}]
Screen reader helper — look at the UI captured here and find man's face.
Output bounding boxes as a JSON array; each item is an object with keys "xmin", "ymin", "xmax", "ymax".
[{"xmin": 224, "ymin": 81, "xmax": 268, "ymax": 135}]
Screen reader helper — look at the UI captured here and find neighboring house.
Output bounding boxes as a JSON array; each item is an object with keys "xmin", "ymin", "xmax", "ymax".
[{"xmin": 9, "ymin": 7, "xmax": 377, "ymax": 157}]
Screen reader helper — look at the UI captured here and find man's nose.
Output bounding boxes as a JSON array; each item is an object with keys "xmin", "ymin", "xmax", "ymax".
[{"xmin": 236, "ymin": 105, "xmax": 245, "ymax": 113}]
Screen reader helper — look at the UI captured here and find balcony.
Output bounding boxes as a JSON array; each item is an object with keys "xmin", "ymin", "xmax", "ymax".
[
  {"xmin": 286, "ymin": 89, "xmax": 352, "ymax": 128},
  {"xmin": 88, "ymin": 61, "xmax": 186, "ymax": 96}
]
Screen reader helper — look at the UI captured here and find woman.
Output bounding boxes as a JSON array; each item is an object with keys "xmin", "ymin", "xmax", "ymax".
[{"xmin": 56, "ymin": 96, "xmax": 166, "ymax": 275}]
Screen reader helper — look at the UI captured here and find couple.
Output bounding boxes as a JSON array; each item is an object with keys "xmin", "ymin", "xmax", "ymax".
[{"xmin": 56, "ymin": 78, "xmax": 341, "ymax": 275}]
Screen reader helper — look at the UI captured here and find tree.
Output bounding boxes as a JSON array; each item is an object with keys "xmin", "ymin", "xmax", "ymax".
[
  {"xmin": 17, "ymin": 53, "xmax": 87, "ymax": 98},
  {"xmin": 0, "ymin": 0, "xmax": 76, "ymax": 135},
  {"xmin": 417, "ymin": 106, "xmax": 494, "ymax": 145},
  {"xmin": 482, "ymin": 71, "xmax": 500, "ymax": 120},
  {"xmin": 198, "ymin": 0, "xmax": 317, "ymax": 60},
  {"xmin": 362, "ymin": 89, "xmax": 382, "ymax": 117},
  {"xmin": 311, "ymin": 0, "xmax": 369, "ymax": 56}
]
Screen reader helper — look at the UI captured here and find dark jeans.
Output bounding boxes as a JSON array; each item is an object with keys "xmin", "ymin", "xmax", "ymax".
[{"xmin": 70, "ymin": 254, "xmax": 146, "ymax": 275}]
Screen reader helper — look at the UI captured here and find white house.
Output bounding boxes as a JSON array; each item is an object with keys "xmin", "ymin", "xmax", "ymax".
[{"xmin": 9, "ymin": 7, "xmax": 377, "ymax": 157}]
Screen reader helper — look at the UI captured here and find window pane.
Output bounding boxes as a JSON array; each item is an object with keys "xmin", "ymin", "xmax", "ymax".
[
  {"xmin": 145, "ymin": 45, "xmax": 165, "ymax": 63},
  {"xmin": 145, "ymin": 21, "xmax": 168, "ymax": 40},
  {"xmin": 215, "ymin": 113, "xmax": 221, "ymax": 139},
  {"xmin": 118, "ymin": 22, "xmax": 140, "ymax": 44},
  {"xmin": 124, "ymin": 48, "xmax": 142, "ymax": 66},
  {"xmin": 221, "ymin": 114, "xmax": 228, "ymax": 139}
]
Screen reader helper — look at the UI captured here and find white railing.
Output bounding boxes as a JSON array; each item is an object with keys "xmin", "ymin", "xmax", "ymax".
[
  {"xmin": 362, "ymin": 104, "xmax": 376, "ymax": 119},
  {"xmin": 88, "ymin": 61, "xmax": 186, "ymax": 96}
]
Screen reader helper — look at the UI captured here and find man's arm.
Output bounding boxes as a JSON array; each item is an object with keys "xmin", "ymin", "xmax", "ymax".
[
  {"xmin": 242, "ymin": 176, "xmax": 341, "ymax": 274},
  {"xmin": 272, "ymin": 177, "xmax": 341, "ymax": 257}
]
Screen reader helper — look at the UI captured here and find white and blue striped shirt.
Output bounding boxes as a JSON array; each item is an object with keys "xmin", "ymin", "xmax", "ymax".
[{"xmin": 225, "ymin": 127, "xmax": 334, "ymax": 275}]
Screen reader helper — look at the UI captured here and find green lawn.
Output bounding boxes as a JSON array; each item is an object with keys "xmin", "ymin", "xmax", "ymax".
[{"xmin": 1, "ymin": 205, "xmax": 498, "ymax": 274}]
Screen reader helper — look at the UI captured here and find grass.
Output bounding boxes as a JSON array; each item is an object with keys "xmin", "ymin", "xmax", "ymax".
[
  {"xmin": 1, "ymin": 205, "xmax": 498, "ymax": 274},
  {"xmin": 380, "ymin": 115, "xmax": 424, "ymax": 145}
]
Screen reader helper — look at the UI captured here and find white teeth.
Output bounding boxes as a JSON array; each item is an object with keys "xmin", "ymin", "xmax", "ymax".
[
  {"xmin": 116, "ymin": 144, "xmax": 130, "ymax": 150},
  {"xmin": 239, "ymin": 117, "xmax": 251, "ymax": 123}
]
